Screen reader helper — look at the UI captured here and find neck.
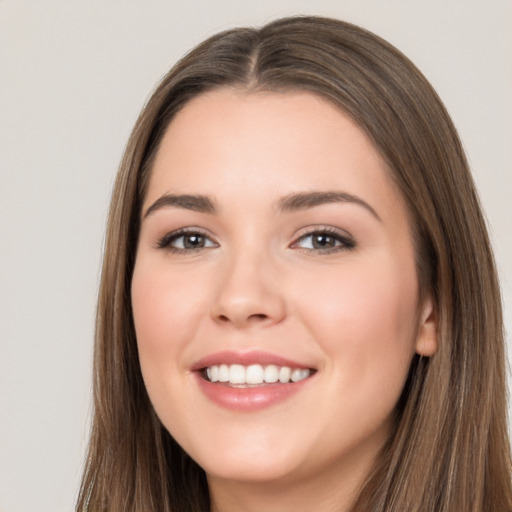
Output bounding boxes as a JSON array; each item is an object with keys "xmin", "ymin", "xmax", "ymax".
[{"xmin": 207, "ymin": 453, "xmax": 373, "ymax": 512}]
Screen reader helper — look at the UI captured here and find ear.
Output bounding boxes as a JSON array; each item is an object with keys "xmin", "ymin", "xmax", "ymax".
[{"xmin": 415, "ymin": 295, "xmax": 438, "ymax": 357}]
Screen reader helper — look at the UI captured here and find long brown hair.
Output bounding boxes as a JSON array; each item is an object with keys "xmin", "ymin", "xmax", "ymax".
[{"xmin": 77, "ymin": 16, "xmax": 512, "ymax": 511}]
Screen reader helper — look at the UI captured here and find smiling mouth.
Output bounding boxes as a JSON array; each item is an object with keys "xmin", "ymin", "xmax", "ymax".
[{"xmin": 202, "ymin": 363, "xmax": 315, "ymax": 387}]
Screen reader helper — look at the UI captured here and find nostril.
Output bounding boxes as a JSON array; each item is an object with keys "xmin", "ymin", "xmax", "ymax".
[
  {"xmin": 216, "ymin": 312, "xmax": 269, "ymax": 324},
  {"xmin": 250, "ymin": 314, "xmax": 268, "ymax": 321}
]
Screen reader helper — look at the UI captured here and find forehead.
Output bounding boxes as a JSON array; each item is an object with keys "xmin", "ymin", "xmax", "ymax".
[{"xmin": 145, "ymin": 89, "xmax": 405, "ymax": 223}]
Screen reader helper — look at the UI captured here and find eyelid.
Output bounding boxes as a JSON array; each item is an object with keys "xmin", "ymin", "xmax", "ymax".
[
  {"xmin": 290, "ymin": 225, "xmax": 355, "ymax": 252},
  {"xmin": 156, "ymin": 227, "xmax": 218, "ymax": 252},
  {"xmin": 155, "ymin": 225, "xmax": 354, "ymax": 254}
]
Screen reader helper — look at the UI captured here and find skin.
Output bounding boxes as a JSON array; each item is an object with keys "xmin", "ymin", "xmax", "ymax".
[{"xmin": 131, "ymin": 89, "xmax": 437, "ymax": 512}]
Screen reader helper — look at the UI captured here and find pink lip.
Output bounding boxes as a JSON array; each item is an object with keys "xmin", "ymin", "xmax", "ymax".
[
  {"xmin": 190, "ymin": 350, "xmax": 312, "ymax": 371},
  {"xmin": 190, "ymin": 350, "xmax": 316, "ymax": 412},
  {"xmin": 194, "ymin": 373, "xmax": 313, "ymax": 412}
]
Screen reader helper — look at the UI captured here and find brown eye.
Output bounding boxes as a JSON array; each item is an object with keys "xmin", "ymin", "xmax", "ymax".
[
  {"xmin": 157, "ymin": 229, "xmax": 218, "ymax": 251},
  {"xmin": 293, "ymin": 230, "xmax": 355, "ymax": 252},
  {"xmin": 311, "ymin": 234, "xmax": 338, "ymax": 249},
  {"xmin": 181, "ymin": 234, "xmax": 206, "ymax": 249}
]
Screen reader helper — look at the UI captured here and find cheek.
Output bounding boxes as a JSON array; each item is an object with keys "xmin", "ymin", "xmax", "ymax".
[
  {"xmin": 130, "ymin": 259, "xmax": 215, "ymax": 437},
  {"xmin": 294, "ymin": 254, "xmax": 419, "ymax": 397},
  {"xmin": 131, "ymin": 260, "xmax": 209, "ymax": 369}
]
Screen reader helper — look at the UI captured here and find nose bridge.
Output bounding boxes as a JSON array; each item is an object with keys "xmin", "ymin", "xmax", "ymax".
[{"xmin": 211, "ymin": 241, "xmax": 285, "ymax": 327}]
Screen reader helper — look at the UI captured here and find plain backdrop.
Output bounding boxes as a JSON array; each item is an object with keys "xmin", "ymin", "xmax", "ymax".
[{"xmin": 0, "ymin": 1, "xmax": 510, "ymax": 511}]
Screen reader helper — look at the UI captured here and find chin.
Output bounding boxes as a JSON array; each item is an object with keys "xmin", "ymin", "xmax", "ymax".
[
  {"xmin": 181, "ymin": 428, "xmax": 308, "ymax": 484},
  {"xmin": 201, "ymin": 455, "xmax": 302, "ymax": 484}
]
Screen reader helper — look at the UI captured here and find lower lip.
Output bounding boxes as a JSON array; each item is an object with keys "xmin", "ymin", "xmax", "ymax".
[{"xmin": 194, "ymin": 373, "xmax": 313, "ymax": 412}]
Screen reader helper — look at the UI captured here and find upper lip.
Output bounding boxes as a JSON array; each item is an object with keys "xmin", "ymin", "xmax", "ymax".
[{"xmin": 190, "ymin": 350, "xmax": 315, "ymax": 371}]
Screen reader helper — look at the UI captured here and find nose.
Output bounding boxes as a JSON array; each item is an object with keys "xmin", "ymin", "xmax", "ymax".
[{"xmin": 210, "ymin": 250, "xmax": 286, "ymax": 328}]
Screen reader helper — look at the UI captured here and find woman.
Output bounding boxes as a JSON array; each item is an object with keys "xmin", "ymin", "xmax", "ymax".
[{"xmin": 76, "ymin": 15, "xmax": 512, "ymax": 512}]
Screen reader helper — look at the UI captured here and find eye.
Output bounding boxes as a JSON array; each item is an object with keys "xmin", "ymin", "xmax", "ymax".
[
  {"xmin": 292, "ymin": 228, "xmax": 355, "ymax": 253},
  {"xmin": 157, "ymin": 229, "xmax": 218, "ymax": 252}
]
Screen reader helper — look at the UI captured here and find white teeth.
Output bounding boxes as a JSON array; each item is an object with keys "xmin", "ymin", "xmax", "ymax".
[
  {"xmin": 204, "ymin": 363, "xmax": 311, "ymax": 385},
  {"xmin": 279, "ymin": 366, "xmax": 291, "ymax": 383},
  {"xmin": 246, "ymin": 364, "xmax": 264, "ymax": 384},
  {"xmin": 229, "ymin": 364, "xmax": 245, "ymax": 384},
  {"xmin": 208, "ymin": 365, "xmax": 219, "ymax": 382},
  {"xmin": 291, "ymin": 368, "xmax": 310, "ymax": 382},
  {"xmin": 218, "ymin": 364, "xmax": 229, "ymax": 382},
  {"xmin": 264, "ymin": 364, "xmax": 279, "ymax": 383}
]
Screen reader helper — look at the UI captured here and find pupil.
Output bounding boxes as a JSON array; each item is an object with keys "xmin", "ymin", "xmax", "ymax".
[
  {"xmin": 184, "ymin": 234, "xmax": 203, "ymax": 248},
  {"xmin": 313, "ymin": 234, "xmax": 334, "ymax": 248}
]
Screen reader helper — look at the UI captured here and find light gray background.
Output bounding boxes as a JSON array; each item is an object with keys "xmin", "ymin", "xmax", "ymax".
[{"xmin": 1, "ymin": 1, "xmax": 510, "ymax": 511}]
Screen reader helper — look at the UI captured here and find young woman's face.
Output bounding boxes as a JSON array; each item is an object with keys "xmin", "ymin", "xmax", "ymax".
[{"xmin": 132, "ymin": 89, "xmax": 436, "ymax": 492}]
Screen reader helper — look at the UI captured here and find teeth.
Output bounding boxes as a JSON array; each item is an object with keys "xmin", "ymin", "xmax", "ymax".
[
  {"xmin": 207, "ymin": 365, "xmax": 219, "ymax": 382},
  {"xmin": 218, "ymin": 364, "xmax": 229, "ymax": 382},
  {"xmin": 229, "ymin": 364, "xmax": 245, "ymax": 384},
  {"xmin": 246, "ymin": 364, "xmax": 264, "ymax": 384},
  {"xmin": 204, "ymin": 364, "xmax": 311, "ymax": 385},
  {"xmin": 264, "ymin": 364, "xmax": 279, "ymax": 383},
  {"xmin": 279, "ymin": 366, "xmax": 291, "ymax": 383},
  {"xmin": 291, "ymin": 368, "xmax": 310, "ymax": 382}
]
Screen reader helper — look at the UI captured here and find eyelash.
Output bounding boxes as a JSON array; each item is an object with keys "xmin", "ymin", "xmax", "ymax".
[
  {"xmin": 156, "ymin": 226, "xmax": 355, "ymax": 254},
  {"xmin": 292, "ymin": 227, "xmax": 355, "ymax": 253},
  {"xmin": 156, "ymin": 228, "xmax": 217, "ymax": 253}
]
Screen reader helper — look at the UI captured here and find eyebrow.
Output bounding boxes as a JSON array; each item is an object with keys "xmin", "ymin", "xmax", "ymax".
[
  {"xmin": 143, "ymin": 194, "xmax": 217, "ymax": 218},
  {"xmin": 143, "ymin": 190, "xmax": 380, "ymax": 221},
  {"xmin": 276, "ymin": 191, "xmax": 381, "ymax": 221}
]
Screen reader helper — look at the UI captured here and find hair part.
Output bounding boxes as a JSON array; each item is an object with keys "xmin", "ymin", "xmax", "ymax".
[{"xmin": 77, "ymin": 15, "xmax": 511, "ymax": 512}]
